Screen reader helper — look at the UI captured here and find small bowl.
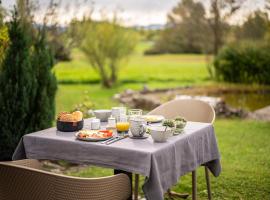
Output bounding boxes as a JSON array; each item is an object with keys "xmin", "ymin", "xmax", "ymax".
[
  {"xmin": 174, "ymin": 117, "xmax": 187, "ymax": 134},
  {"xmin": 149, "ymin": 126, "xmax": 172, "ymax": 143},
  {"xmin": 57, "ymin": 120, "xmax": 84, "ymax": 132},
  {"xmin": 93, "ymin": 110, "xmax": 112, "ymax": 122}
]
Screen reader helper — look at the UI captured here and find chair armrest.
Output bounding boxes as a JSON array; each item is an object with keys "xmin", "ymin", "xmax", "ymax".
[{"xmin": 8, "ymin": 159, "xmax": 42, "ymax": 170}]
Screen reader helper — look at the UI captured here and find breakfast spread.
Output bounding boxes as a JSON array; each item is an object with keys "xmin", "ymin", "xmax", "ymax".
[
  {"xmin": 76, "ymin": 130, "xmax": 113, "ymax": 141},
  {"xmin": 57, "ymin": 111, "xmax": 83, "ymax": 122},
  {"xmin": 56, "ymin": 107, "xmax": 186, "ymax": 143}
]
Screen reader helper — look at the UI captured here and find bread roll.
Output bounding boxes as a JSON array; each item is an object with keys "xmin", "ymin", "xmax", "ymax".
[
  {"xmin": 57, "ymin": 111, "xmax": 69, "ymax": 120},
  {"xmin": 72, "ymin": 111, "xmax": 83, "ymax": 121},
  {"xmin": 59, "ymin": 114, "xmax": 75, "ymax": 122}
]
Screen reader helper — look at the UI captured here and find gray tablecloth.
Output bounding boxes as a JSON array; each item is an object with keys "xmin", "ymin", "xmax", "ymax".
[{"xmin": 13, "ymin": 119, "xmax": 221, "ymax": 200}]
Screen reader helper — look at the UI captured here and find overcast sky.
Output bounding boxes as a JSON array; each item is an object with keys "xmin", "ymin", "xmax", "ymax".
[{"xmin": 1, "ymin": 0, "xmax": 267, "ymax": 26}]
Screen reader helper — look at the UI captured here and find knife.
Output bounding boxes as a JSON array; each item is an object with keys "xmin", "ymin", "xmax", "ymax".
[
  {"xmin": 100, "ymin": 136, "xmax": 119, "ymax": 144},
  {"xmin": 106, "ymin": 135, "xmax": 128, "ymax": 145}
]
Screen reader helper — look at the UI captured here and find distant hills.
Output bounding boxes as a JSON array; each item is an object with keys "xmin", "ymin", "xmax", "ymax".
[{"xmin": 132, "ymin": 24, "xmax": 165, "ymax": 30}]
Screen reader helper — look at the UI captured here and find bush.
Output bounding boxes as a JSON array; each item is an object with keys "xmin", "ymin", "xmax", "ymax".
[
  {"xmin": 0, "ymin": 25, "xmax": 9, "ymax": 66},
  {"xmin": 214, "ymin": 42, "xmax": 270, "ymax": 85},
  {"xmin": 0, "ymin": 11, "xmax": 57, "ymax": 161}
]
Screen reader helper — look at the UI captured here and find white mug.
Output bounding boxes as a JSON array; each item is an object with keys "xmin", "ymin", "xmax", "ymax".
[{"xmin": 130, "ymin": 118, "xmax": 147, "ymax": 137}]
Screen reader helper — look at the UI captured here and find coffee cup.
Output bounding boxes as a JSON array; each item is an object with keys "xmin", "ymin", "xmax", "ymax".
[{"xmin": 129, "ymin": 118, "xmax": 147, "ymax": 137}]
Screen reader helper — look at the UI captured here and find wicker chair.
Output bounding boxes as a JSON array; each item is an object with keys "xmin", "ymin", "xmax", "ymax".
[
  {"xmin": 0, "ymin": 159, "xmax": 131, "ymax": 200},
  {"xmin": 134, "ymin": 99, "xmax": 215, "ymax": 200}
]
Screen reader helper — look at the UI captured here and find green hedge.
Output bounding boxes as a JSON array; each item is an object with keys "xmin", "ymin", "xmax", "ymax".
[{"xmin": 214, "ymin": 42, "xmax": 270, "ymax": 85}]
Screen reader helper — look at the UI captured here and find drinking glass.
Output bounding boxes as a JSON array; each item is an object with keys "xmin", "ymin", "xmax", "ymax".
[
  {"xmin": 128, "ymin": 109, "xmax": 143, "ymax": 120},
  {"xmin": 116, "ymin": 114, "xmax": 130, "ymax": 136}
]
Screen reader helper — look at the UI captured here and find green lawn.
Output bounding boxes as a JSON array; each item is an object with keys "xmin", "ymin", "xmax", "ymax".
[
  {"xmin": 54, "ymin": 42, "xmax": 210, "ymax": 85},
  {"xmin": 54, "ymin": 42, "xmax": 270, "ymax": 199},
  {"xmin": 54, "ymin": 42, "xmax": 211, "ymax": 112},
  {"xmin": 67, "ymin": 119, "xmax": 270, "ymax": 199}
]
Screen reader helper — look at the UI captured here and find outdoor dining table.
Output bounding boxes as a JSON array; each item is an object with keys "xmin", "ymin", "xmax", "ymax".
[{"xmin": 12, "ymin": 118, "xmax": 221, "ymax": 200}]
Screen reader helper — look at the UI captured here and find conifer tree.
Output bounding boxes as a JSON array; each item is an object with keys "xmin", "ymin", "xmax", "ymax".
[
  {"xmin": 29, "ymin": 29, "xmax": 57, "ymax": 131},
  {"xmin": 0, "ymin": 10, "xmax": 57, "ymax": 160},
  {"xmin": 0, "ymin": 10, "xmax": 36, "ymax": 160}
]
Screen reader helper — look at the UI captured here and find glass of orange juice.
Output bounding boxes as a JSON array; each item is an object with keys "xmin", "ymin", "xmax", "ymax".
[{"xmin": 116, "ymin": 114, "xmax": 130, "ymax": 136}]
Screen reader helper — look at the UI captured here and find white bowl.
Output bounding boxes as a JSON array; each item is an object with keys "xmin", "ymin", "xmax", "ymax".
[
  {"xmin": 149, "ymin": 126, "xmax": 172, "ymax": 143},
  {"xmin": 93, "ymin": 110, "xmax": 112, "ymax": 122}
]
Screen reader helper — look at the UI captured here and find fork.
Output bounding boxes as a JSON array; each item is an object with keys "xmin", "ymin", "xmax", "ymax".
[{"xmin": 100, "ymin": 136, "xmax": 119, "ymax": 144}]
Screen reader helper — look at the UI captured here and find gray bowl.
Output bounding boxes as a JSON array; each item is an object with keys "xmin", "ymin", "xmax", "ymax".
[{"xmin": 93, "ymin": 110, "xmax": 112, "ymax": 122}]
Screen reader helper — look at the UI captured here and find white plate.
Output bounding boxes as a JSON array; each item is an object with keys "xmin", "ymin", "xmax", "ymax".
[
  {"xmin": 142, "ymin": 115, "xmax": 164, "ymax": 123},
  {"xmin": 75, "ymin": 132, "xmax": 113, "ymax": 142}
]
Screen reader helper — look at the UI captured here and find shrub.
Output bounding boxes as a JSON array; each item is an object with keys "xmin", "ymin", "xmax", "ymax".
[
  {"xmin": 0, "ymin": 25, "xmax": 9, "ymax": 66},
  {"xmin": 214, "ymin": 42, "xmax": 270, "ymax": 85},
  {"xmin": 0, "ymin": 11, "xmax": 57, "ymax": 161}
]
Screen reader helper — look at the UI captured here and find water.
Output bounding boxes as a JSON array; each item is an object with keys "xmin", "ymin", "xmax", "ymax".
[
  {"xmin": 218, "ymin": 92, "xmax": 270, "ymax": 111},
  {"xmin": 154, "ymin": 85, "xmax": 270, "ymax": 112}
]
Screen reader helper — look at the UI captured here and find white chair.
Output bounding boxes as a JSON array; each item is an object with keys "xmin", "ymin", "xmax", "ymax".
[{"xmin": 134, "ymin": 99, "xmax": 215, "ymax": 200}]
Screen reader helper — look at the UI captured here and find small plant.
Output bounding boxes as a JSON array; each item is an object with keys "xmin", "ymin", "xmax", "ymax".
[
  {"xmin": 174, "ymin": 116, "xmax": 186, "ymax": 122},
  {"xmin": 162, "ymin": 119, "xmax": 175, "ymax": 128},
  {"xmin": 174, "ymin": 116, "xmax": 187, "ymax": 133}
]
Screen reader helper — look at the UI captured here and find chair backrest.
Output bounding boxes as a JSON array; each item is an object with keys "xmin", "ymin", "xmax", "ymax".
[
  {"xmin": 0, "ymin": 161, "xmax": 131, "ymax": 200},
  {"xmin": 148, "ymin": 99, "xmax": 215, "ymax": 123}
]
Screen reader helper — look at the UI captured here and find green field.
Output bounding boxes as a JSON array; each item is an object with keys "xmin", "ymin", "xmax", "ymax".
[
  {"xmin": 54, "ymin": 43, "xmax": 270, "ymax": 199},
  {"xmin": 54, "ymin": 42, "xmax": 211, "ymax": 112}
]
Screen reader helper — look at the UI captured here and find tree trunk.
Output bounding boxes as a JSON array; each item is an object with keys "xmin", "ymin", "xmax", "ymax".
[
  {"xmin": 110, "ymin": 63, "xmax": 117, "ymax": 85},
  {"xmin": 98, "ymin": 64, "xmax": 112, "ymax": 88},
  {"xmin": 212, "ymin": 0, "xmax": 221, "ymax": 55}
]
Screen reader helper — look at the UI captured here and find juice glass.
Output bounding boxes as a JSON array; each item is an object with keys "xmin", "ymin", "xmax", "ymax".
[{"xmin": 116, "ymin": 114, "xmax": 130, "ymax": 136}]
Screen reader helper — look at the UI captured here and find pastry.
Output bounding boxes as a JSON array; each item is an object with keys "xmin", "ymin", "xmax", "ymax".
[
  {"xmin": 57, "ymin": 111, "xmax": 69, "ymax": 120},
  {"xmin": 72, "ymin": 111, "xmax": 83, "ymax": 121},
  {"xmin": 59, "ymin": 113, "xmax": 75, "ymax": 122}
]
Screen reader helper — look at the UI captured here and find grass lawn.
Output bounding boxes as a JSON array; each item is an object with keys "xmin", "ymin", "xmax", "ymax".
[
  {"xmin": 67, "ymin": 119, "xmax": 270, "ymax": 199},
  {"xmin": 54, "ymin": 42, "xmax": 210, "ymax": 85},
  {"xmin": 54, "ymin": 42, "xmax": 212, "ymax": 112},
  {"xmin": 54, "ymin": 42, "xmax": 270, "ymax": 199}
]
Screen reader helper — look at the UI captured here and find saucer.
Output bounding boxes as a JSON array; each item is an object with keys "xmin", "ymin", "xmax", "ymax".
[{"xmin": 129, "ymin": 134, "xmax": 149, "ymax": 139}]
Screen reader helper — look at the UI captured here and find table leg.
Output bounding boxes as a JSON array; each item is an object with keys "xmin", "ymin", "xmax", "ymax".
[
  {"xmin": 134, "ymin": 174, "xmax": 139, "ymax": 200},
  {"xmin": 192, "ymin": 170, "xmax": 197, "ymax": 200},
  {"xmin": 205, "ymin": 167, "xmax": 212, "ymax": 200},
  {"xmin": 114, "ymin": 169, "xmax": 133, "ymax": 200}
]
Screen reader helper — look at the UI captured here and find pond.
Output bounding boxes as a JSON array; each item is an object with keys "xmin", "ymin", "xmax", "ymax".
[{"xmin": 145, "ymin": 85, "xmax": 270, "ymax": 112}]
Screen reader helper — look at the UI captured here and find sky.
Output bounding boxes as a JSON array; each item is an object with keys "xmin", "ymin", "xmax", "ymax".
[{"xmin": 1, "ymin": 0, "xmax": 268, "ymax": 26}]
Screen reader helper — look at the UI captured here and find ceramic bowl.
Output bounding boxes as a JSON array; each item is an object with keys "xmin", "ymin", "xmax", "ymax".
[
  {"xmin": 149, "ymin": 126, "xmax": 172, "ymax": 143},
  {"xmin": 174, "ymin": 117, "xmax": 187, "ymax": 134},
  {"xmin": 93, "ymin": 110, "xmax": 112, "ymax": 122}
]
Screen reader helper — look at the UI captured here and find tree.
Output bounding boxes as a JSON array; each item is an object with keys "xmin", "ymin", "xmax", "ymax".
[
  {"xmin": 0, "ymin": 25, "xmax": 8, "ymax": 66},
  {"xmin": 75, "ymin": 18, "xmax": 137, "ymax": 88},
  {"xmin": 29, "ymin": 29, "xmax": 57, "ymax": 131},
  {"xmin": 146, "ymin": 0, "xmax": 209, "ymax": 54},
  {"xmin": 0, "ymin": 10, "xmax": 37, "ymax": 160},
  {"xmin": 0, "ymin": 3, "xmax": 8, "ymax": 66},
  {"xmin": 207, "ymin": 0, "xmax": 244, "ymax": 54},
  {"xmin": 168, "ymin": 0, "xmax": 210, "ymax": 53},
  {"xmin": 235, "ymin": 11, "xmax": 270, "ymax": 41},
  {"xmin": 0, "ymin": 9, "xmax": 57, "ymax": 160}
]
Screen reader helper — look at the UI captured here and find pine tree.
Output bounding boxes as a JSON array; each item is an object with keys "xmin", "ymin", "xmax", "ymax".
[
  {"xmin": 29, "ymin": 30, "xmax": 57, "ymax": 131},
  {"xmin": 0, "ymin": 10, "xmax": 37, "ymax": 160},
  {"xmin": 0, "ymin": 10, "xmax": 57, "ymax": 160}
]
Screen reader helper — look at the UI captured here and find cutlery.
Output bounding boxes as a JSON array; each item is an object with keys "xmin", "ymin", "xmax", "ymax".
[
  {"xmin": 100, "ymin": 136, "xmax": 119, "ymax": 144},
  {"xmin": 106, "ymin": 135, "xmax": 128, "ymax": 145}
]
